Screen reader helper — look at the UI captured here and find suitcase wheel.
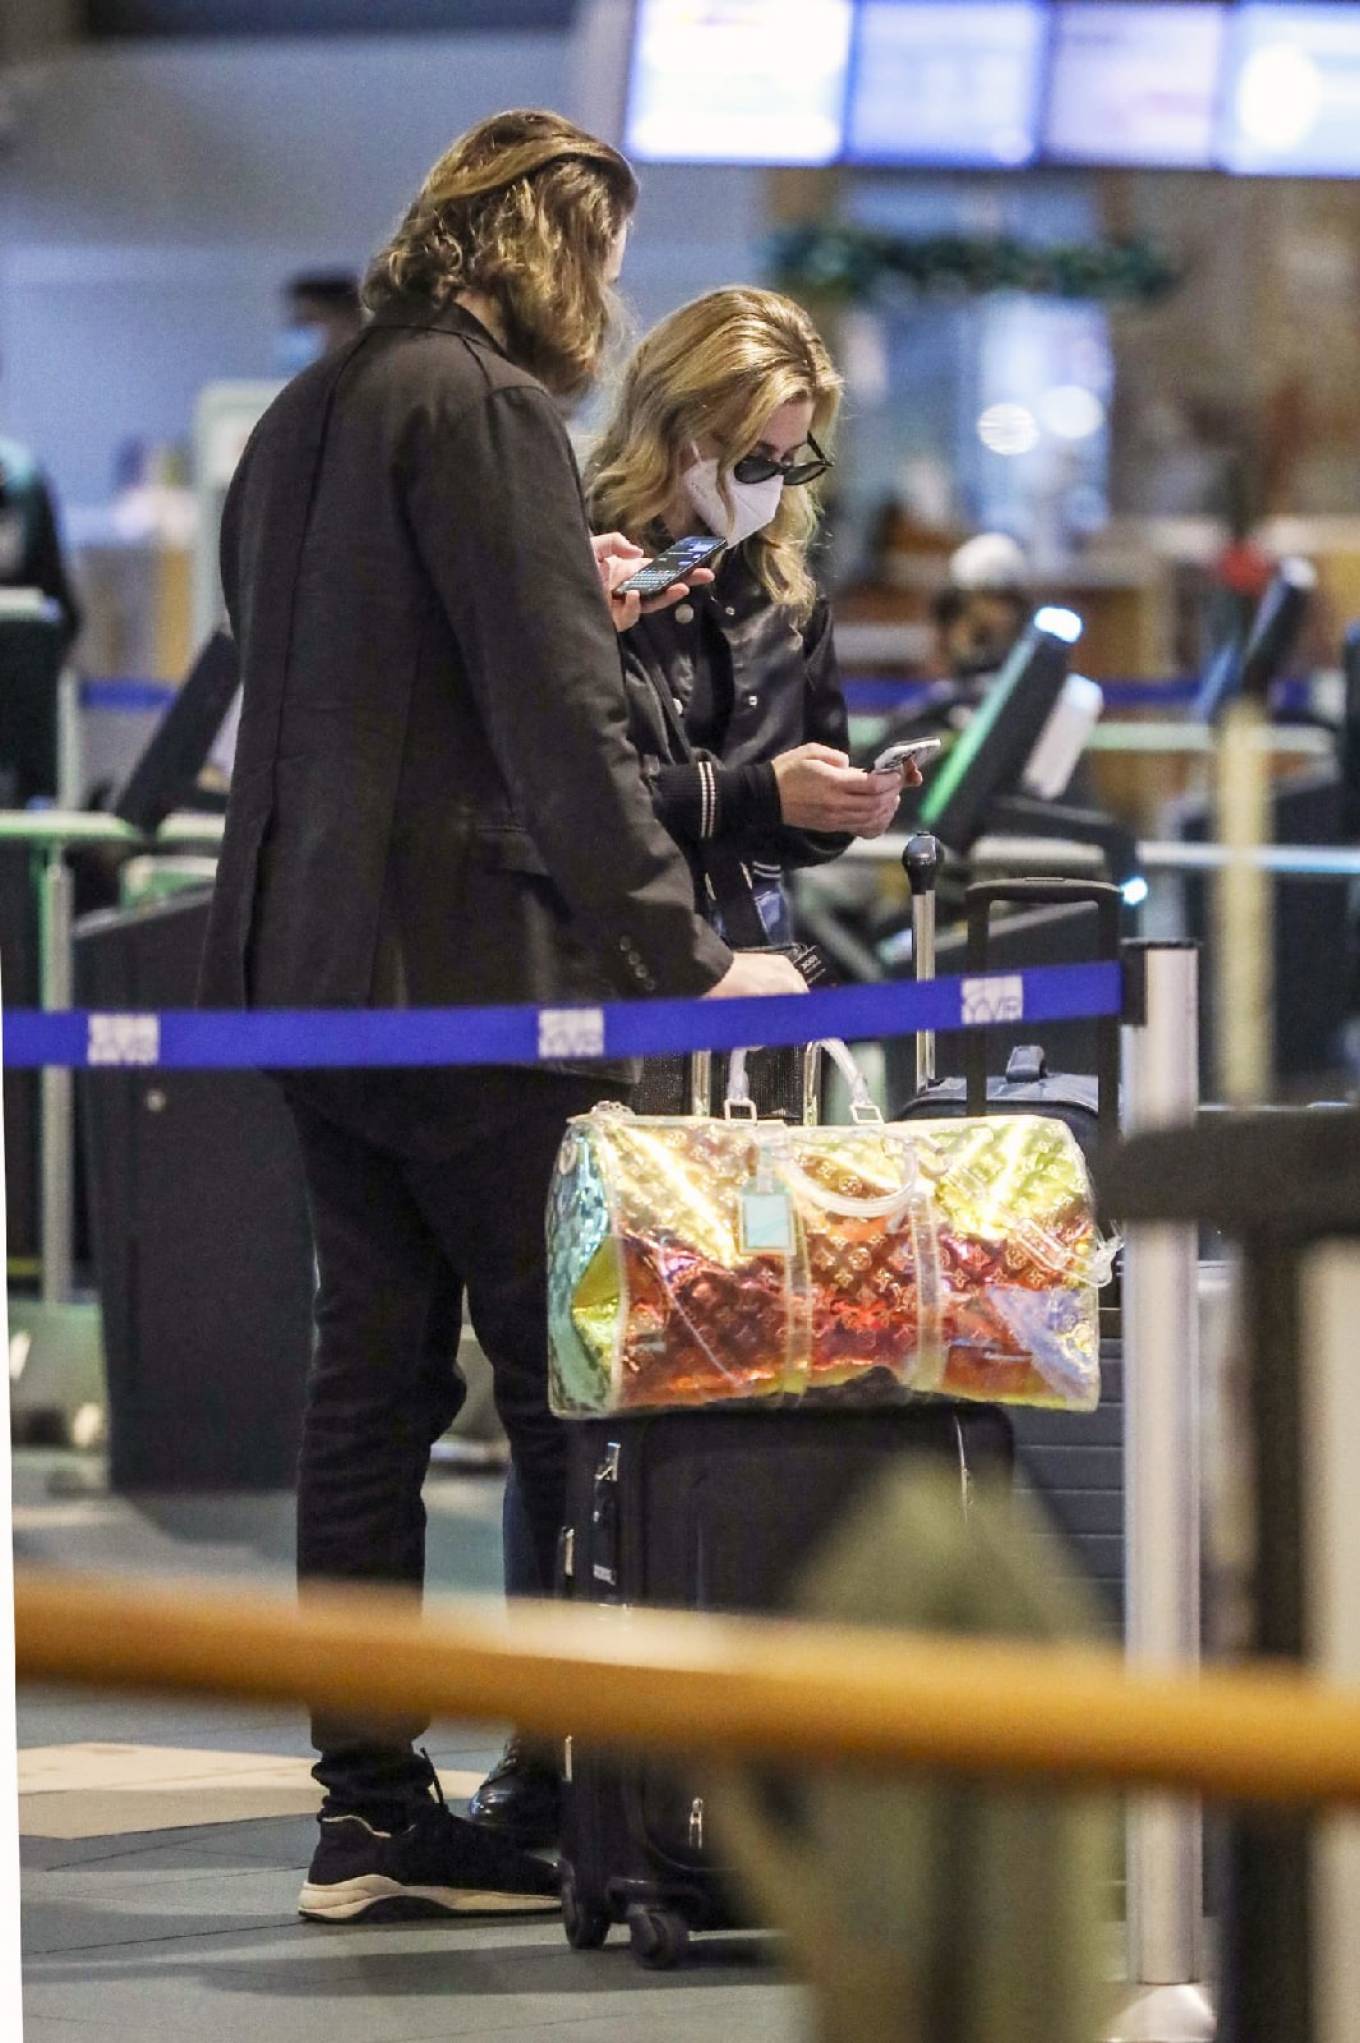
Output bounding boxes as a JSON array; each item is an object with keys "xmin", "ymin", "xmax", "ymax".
[
  {"xmin": 561, "ymin": 1866, "xmax": 610, "ymax": 1951},
  {"xmin": 626, "ymin": 1903, "xmax": 689, "ymax": 1970}
]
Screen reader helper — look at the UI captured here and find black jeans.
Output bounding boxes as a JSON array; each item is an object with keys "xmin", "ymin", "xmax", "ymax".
[{"xmin": 285, "ymin": 1065, "xmax": 622, "ymax": 1823}]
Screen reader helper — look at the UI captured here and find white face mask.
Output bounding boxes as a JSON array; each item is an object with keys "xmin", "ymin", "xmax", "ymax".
[{"xmin": 681, "ymin": 452, "xmax": 784, "ymax": 546}]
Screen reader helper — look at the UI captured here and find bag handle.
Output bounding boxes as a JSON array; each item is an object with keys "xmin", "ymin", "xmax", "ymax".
[
  {"xmin": 729, "ymin": 1040, "xmax": 920, "ymax": 1221},
  {"xmin": 736, "ymin": 1117, "xmax": 924, "ymax": 1225},
  {"xmin": 776, "ymin": 1149, "xmax": 924, "ymax": 1225},
  {"xmin": 726, "ymin": 1038, "xmax": 882, "ymax": 1124}
]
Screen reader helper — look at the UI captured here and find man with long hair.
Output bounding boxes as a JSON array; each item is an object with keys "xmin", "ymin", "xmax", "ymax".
[{"xmin": 200, "ymin": 110, "xmax": 802, "ymax": 1924}]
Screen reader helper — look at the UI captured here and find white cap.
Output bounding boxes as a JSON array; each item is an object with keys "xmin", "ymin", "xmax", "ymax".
[{"xmin": 948, "ymin": 532, "xmax": 1030, "ymax": 591}]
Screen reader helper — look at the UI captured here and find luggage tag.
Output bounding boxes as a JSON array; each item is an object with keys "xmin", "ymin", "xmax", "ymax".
[{"xmin": 739, "ymin": 1132, "xmax": 795, "ymax": 1257}]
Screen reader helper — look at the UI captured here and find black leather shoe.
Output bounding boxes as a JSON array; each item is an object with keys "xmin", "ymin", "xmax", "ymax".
[{"xmin": 468, "ymin": 1735, "xmax": 562, "ymax": 1849}]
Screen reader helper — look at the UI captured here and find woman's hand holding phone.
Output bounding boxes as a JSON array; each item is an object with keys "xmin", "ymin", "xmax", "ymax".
[
  {"xmin": 592, "ymin": 532, "xmax": 715, "ymax": 634},
  {"xmin": 772, "ymin": 743, "xmax": 917, "ymax": 837}
]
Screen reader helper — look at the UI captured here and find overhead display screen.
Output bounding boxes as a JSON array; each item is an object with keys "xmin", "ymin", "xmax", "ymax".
[
  {"xmin": 625, "ymin": 0, "xmax": 855, "ymax": 165},
  {"xmin": 846, "ymin": 1, "xmax": 1048, "ymax": 168},
  {"xmin": 1219, "ymin": 4, "xmax": 1360, "ymax": 176},
  {"xmin": 1044, "ymin": 3, "xmax": 1228, "ymax": 169},
  {"xmin": 624, "ymin": 0, "xmax": 1360, "ymax": 179}
]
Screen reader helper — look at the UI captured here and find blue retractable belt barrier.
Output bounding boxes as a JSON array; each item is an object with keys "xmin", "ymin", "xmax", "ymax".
[
  {"xmin": 82, "ymin": 674, "xmax": 1317, "ymax": 721},
  {"xmin": 842, "ymin": 676, "xmax": 1204, "ymax": 715},
  {"xmin": 79, "ymin": 678, "xmax": 178, "ymax": 714},
  {"xmin": 85, "ymin": 672, "xmax": 1315, "ymax": 723},
  {"xmin": 1, "ymin": 963, "xmax": 1122, "ymax": 1071},
  {"xmin": 844, "ymin": 676, "xmax": 1324, "ymax": 717}
]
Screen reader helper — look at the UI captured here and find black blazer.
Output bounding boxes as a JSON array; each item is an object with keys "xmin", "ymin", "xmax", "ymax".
[
  {"xmin": 621, "ymin": 552, "xmax": 852, "ymax": 890},
  {"xmin": 198, "ymin": 300, "xmax": 730, "ymax": 1014}
]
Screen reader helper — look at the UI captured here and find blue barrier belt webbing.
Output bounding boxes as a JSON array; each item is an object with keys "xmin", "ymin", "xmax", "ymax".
[{"xmin": 1, "ymin": 962, "xmax": 1122, "ymax": 1071}]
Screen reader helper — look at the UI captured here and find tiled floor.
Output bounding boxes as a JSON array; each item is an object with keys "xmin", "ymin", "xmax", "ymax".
[
  {"xmin": 18, "ymin": 1743, "xmax": 488, "ymax": 1836},
  {"xmin": 16, "ymin": 1451, "xmax": 807, "ymax": 2043}
]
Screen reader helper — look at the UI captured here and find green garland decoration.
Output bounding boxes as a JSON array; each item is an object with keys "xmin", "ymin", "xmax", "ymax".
[{"xmin": 769, "ymin": 224, "xmax": 1181, "ymax": 306}]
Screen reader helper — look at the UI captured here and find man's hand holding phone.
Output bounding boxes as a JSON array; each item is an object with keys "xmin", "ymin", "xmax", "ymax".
[
  {"xmin": 704, "ymin": 951, "xmax": 808, "ymax": 999},
  {"xmin": 592, "ymin": 532, "xmax": 716, "ymax": 634}
]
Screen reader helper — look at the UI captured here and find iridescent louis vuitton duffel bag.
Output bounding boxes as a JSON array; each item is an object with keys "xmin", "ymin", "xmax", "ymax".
[{"xmin": 548, "ymin": 1041, "xmax": 1110, "ymax": 1418}]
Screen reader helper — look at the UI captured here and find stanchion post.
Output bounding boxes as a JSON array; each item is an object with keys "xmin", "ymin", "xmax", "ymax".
[
  {"xmin": 1112, "ymin": 941, "xmax": 1215, "ymax": 2043},
  {"xmin": 1214, "ymin": 700, "xmax": 1272, "ymax": 1105},
  {"xmin": 56, "ymin": 668, "xmax": 82, "ymax": 812},
  {"xmin": 35, "ymin": 844, "xmax": 75, "ymax": 1307},
  {"xmin": 1302, "ymin": 1244, "xmax": 1360, "ymax": 2043}
]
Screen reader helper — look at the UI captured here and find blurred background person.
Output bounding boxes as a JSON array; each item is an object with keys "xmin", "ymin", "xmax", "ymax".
[
  {"xmin": 0, "ymin": 360, "xmax": 82, "ymax": 654},
  {"xmin": 932, "ymin": 531, "xmax": 1033, "ymax": 694},
  {"xmin": 277, "ymin": 269, "xmax": 366, "ymax": 376}
]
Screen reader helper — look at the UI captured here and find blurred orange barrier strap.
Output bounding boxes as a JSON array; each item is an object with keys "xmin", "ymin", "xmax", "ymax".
[{"xmin": 15, "ymin": 1566, "xmax": 1360, "ymax": 1810}]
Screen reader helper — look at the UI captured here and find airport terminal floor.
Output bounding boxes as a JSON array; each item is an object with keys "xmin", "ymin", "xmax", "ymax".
[{"xmin": 16, "ymin": 1450, "xmax": 801, "ymax": 2043}]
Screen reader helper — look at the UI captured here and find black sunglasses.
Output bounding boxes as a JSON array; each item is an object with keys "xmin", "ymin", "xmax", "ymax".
[{"xmin": 731, "ymin": 433, "xmax": 833, "ymax": 488}]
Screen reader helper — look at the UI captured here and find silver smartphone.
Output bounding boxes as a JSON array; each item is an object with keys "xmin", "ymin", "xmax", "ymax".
[{"xmin": 871, "ymin": 737, "xmax": 943, "ymax": 775}]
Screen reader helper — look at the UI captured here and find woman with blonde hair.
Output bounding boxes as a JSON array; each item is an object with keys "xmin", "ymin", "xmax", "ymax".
[{"xmin": 587, "ymin": 286, "xmax": 911, "ymax": 946}]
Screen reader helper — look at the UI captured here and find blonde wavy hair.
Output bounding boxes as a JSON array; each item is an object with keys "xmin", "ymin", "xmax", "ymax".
[
  {"xmin": 586, "ymin": 288, "xmax": 842, "ymax": 624},
  {"xmin": 364, "ymin": 109, "xmax": 637, "ymax": 400}
]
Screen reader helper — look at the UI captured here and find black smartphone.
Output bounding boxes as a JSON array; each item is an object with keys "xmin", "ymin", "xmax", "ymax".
[{"xmin": 616, "ymin": 532, "xmax": 726, "ymax": 599}]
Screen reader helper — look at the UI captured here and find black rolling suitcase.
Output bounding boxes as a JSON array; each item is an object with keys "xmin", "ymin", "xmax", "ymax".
[
  {"xmin": 74, "ymin": 890, "xmax": 315, "ymax": 1490},
  {"xmin": 557, "ymin": 1402, "xmax": 1014, "ymax": 1968},
  {"xmin": 892, "ymin": 840, "xmax": 1121, "ymax": 1185},
  {"xmin": 556, "ymin": 876, "xmax": 1102, "ymax": 1967}
]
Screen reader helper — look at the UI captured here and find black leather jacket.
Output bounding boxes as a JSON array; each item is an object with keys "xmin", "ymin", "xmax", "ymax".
[{"xmin": 620, "ymin": 550, "xmax": 851, "ymax": 903}]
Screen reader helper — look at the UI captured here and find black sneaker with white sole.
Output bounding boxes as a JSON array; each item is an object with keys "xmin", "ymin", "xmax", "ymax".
[{"xmin": 298, "ymin": 1800, "xmax": 561, "ymax": 1924}]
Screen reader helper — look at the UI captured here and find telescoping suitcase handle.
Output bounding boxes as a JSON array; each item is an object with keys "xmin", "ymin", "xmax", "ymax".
[
  {"xmin": 963, "ymin": 877, "xmax": 1122, "ymax": 1147},
  {"xmin": 902, "ymin": 834, "xmax": 939, "ymax": 1091}
]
